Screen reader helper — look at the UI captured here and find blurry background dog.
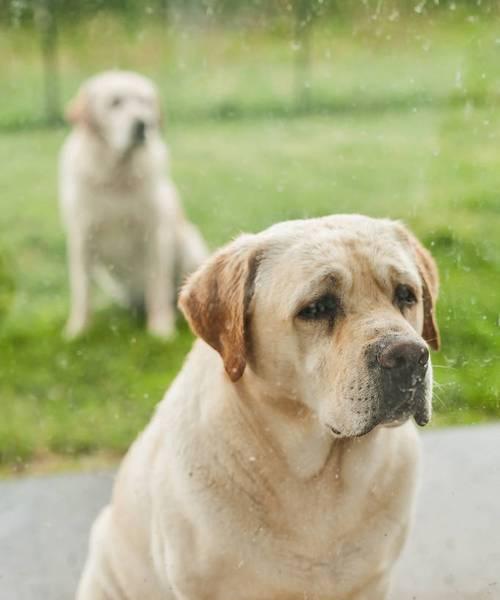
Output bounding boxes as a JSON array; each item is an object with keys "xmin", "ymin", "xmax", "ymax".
[{"xmin": 59, "ymin": 70, "xmax": 207, "ymax": 339}]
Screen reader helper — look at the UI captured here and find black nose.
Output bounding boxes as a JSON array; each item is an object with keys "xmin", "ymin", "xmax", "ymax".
[
  {"xmin": 367, "ymin": 337, "xmax": 430, "ymax": 426},
  {"xmin": 133, "ymin": 119, "xmax": 146, "ymax": 142},
  {"xmin": 378, "ymin": 339, "xmax": 429, "ymax": 372}
]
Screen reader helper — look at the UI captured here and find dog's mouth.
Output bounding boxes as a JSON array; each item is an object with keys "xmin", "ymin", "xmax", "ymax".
[
  {"xmin": 375, "ymin": 372, "xmax": 431, "ymax": 427},
  {"xmin": 326, "ymin": 394, "xmax": 430, "ymax": 439},
  {"xmin": 326, "ymin": 422, "xmax": 374, "ymax": 438},
  {"xmin": 130, "ymin": 120, "xmax": 148, "ymax": 147},
  {"xmin": 327, "ymin": 425, "xmax": 342, "ymax": 436},
  {"xmin": 412, "ymin": 400, "xmax": 431, "ymax": 427},
  {"xmin": 383, "ymin": 411, "xmax": 428, "ymax": 428},
  {"xmin": 120, "ymin": 127, "xmax": 148, "ymax": 162}
]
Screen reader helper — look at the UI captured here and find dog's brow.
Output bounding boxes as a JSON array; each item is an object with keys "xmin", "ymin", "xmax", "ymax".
[
  {"xmin": 289, "ymin": 268, "xmax": 350, "ymax": 313},
  {"xmin": 380, "ymin": 263, "xmax": 420, "ymax": 291}
]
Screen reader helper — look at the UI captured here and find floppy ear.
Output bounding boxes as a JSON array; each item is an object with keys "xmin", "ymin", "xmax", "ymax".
[
  {"xmin": 65, "ymin": 87, "xmax": 90, "ymax": 126},
  {"xmin": 178, "ymin": 236, "xmax": 260, "ymax": 381},
  {"xmin": 409, "ymin": 233, "xmax": 441, "ymax": 351}
]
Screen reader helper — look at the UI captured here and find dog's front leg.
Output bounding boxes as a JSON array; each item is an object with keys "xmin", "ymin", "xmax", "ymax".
[
  {"xmin": 145, "ymin": 225, "xmax": 176, "ymax": 339},
  {"xmin": 65, "ymin": 225, "xmax": 91, "ymax": 339}
]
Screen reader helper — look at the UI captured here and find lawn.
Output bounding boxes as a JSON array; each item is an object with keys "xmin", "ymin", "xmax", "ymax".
[{"xmin": 0, "ymin": 14, "xmax": 499, "ymax": 473}]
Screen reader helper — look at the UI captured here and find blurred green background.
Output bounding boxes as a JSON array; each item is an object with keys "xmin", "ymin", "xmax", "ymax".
[{"xmin": 0, "ymin": 0, "xmax": 498, "ymax": 474}]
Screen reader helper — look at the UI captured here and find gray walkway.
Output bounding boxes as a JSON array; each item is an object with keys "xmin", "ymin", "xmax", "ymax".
[{"xmin": 0, "ymin": 425, "xmax": 499, "ymax": 600}]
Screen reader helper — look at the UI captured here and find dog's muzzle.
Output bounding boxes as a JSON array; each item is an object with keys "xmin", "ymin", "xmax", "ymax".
[
  {"xmin": 369, "ymin": 336, "xmax": 430, "ymax": 426},
  {"xmin": 131, "ymin": 119, "xmax": 147, "ymax": 145}
]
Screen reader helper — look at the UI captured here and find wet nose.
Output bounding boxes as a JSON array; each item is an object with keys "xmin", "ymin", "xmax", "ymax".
[
  {"xmin": 378, "ymin": 339, "xmax": 429, "ymax": 372},
  {"xmin": 133, "ymin": 119, "xmax": 146, "ymax": 141}
]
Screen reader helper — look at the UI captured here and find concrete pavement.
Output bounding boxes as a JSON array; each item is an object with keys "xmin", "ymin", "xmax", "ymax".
[{"xmin": 1, "ymin": 425, "xmax": 499, "ymax": 600}]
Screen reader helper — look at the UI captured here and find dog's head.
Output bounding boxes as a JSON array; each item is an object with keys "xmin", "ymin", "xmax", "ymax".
[
  {"xmin": 66, "ymin": 70, "xmax": 162, "ymax": 156},
  {"xmin": 180, "ymin": 215, "xmax": 440, "ymax": 438}
]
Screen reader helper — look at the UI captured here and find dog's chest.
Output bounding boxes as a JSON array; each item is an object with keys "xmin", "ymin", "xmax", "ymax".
[
  {"xmin": 225, "ymin": 479, "xmax": 388, "ymax": 596},
  {"xmin": 171, "ymin": 461, "xmax": 400, "ymax": 600},
  {"xmin": 86, "ymin": 189, "xmax": 156, "ymax": 265}
]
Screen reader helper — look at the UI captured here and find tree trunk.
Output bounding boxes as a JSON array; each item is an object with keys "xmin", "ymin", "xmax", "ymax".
[
  {"xmin": 293, "ymin": 0, "xmax": 313, "ymax": 111},
  {"xmin": 35, "ymin": 0, "xmax": 61, "ymax": 124}
]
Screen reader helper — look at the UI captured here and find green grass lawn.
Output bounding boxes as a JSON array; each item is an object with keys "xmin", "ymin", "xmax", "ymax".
[{"xmin": 0, "ymin": 15, "xmax": 499, "ymax": 473}]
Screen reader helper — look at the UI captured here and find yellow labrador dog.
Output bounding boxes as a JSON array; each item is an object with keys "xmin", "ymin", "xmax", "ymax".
[
  {"xmin": 77, "ymin": 215, "xmax": 440, "ymax": 600},
  {"xmin": 60, "ymin": 70, "xmax": 207, "ymax": 339}
]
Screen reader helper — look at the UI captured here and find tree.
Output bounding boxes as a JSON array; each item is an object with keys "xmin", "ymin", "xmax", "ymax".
[
  {"xmin": 293, "ymin": 0, "xmax": 314, "ymax": 110},
  {"xmin": 292, "ymin": 0, "xmax": 329, "ymax": 111},
  {"xmin": 0, "ymin": 0, "xmax": 151, "ymax": 124},
  {"xmin": 35, "ymin": 0, "xmax": 61, "ymax": 124}
]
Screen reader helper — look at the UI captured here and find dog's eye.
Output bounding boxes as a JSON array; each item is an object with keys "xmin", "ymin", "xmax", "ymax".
[
  {"xmin": 395, "ymin": 284, "xmax": 417, "ymax": 308},
  {"xmin": 298, "ymin": 294, "xmax": 339, "ymax": 321},
  {"xmin": 110, "ymin": 96, "xmax": 122, "ymax": 108}
]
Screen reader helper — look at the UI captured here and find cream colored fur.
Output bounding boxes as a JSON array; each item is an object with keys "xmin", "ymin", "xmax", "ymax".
[
  {"xmin": 76, "ymin": 215, "xmax": 440, "ymax": 600},
  {"xmin": 59, "ymin": 70, "xmax": 207, "ymax": 339}
]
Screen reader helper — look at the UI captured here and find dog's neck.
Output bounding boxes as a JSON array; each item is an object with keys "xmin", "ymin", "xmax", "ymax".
[{"xmin": 233, "ymin": 369, "xmax": 340, "ymax": 480}]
